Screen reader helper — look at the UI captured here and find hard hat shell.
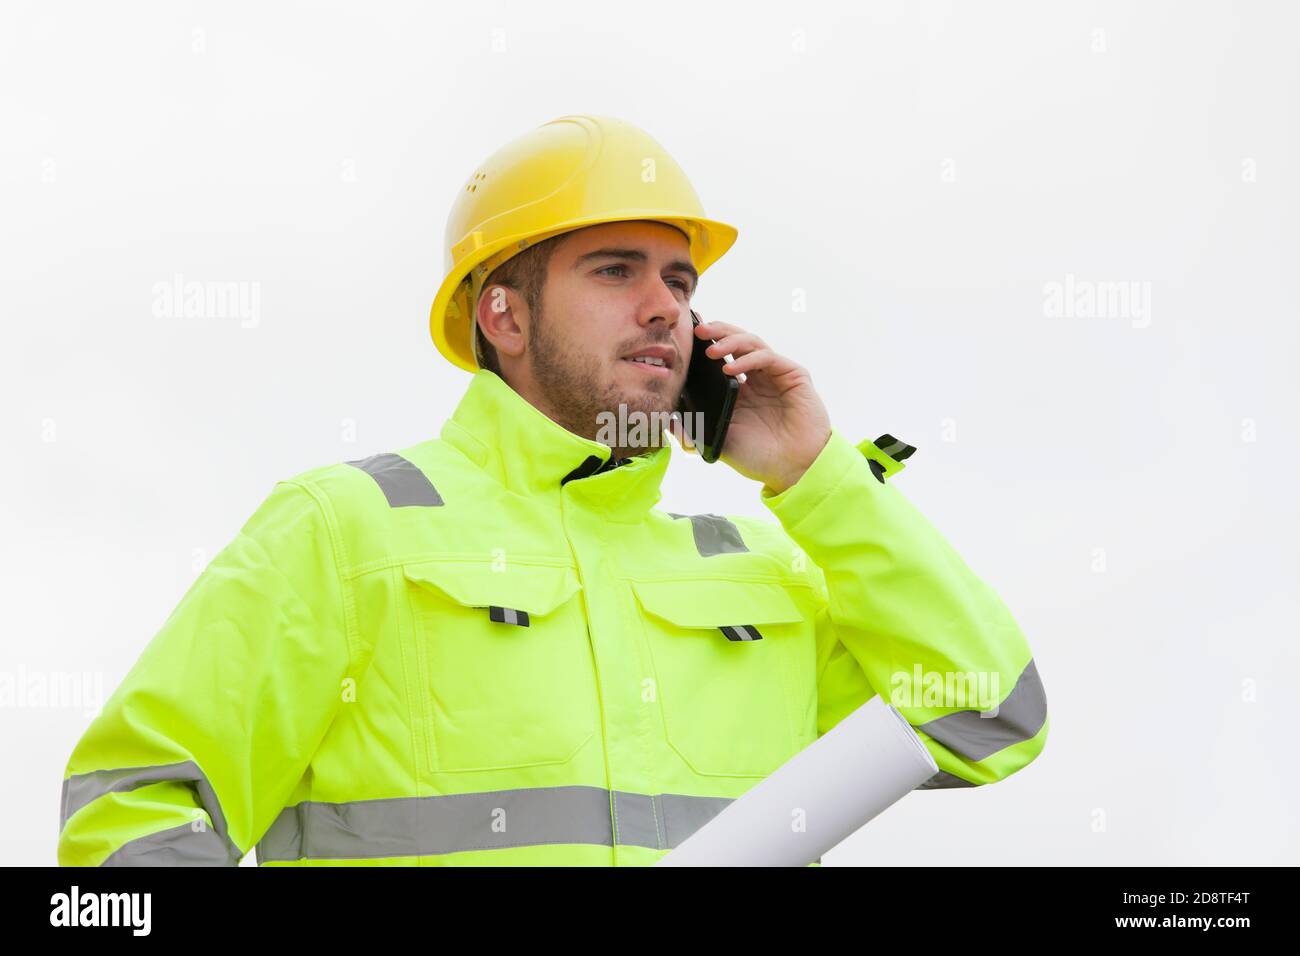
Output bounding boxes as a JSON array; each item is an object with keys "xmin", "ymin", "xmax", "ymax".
[{"xmin": 430, "ymin": 114, "xmax": 738, "ymax": 372}]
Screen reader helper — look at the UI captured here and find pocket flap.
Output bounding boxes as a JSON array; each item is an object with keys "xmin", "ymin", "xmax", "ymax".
[
  {"xmin": 403, "ymin": 561, "xmax": 582, "ymax": 617},
  {"xmin": 632, "ymin": 578, "xmax": 805, "ymax": 629}
]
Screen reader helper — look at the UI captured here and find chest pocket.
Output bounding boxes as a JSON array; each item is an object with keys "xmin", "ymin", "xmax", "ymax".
[
  {"xmin": 633, "ymin": 577, "xmax": 811, "ymax": 778},
  {"xmin": 403, "ymin": 560, "xmax": 597, "ymax": 773}
]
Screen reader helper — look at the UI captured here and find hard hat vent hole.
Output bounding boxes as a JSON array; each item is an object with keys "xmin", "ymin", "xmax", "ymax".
[{"xmin": 466, "ymin": 172, "xmax": 488, "ymax": 193}]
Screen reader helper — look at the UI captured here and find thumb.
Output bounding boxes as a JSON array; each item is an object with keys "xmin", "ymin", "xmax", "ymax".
[{"xmin": 668, "ymin": 410, "xmax": 698, "ymax": 455}]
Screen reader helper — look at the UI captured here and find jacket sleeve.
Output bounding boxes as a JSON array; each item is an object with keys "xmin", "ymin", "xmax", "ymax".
[
  {"xmin": 57, "ymin": 479, "xmax": 353, "ymax": 865},
  {"xmin": 760, "ymin": 427, "xmax": 1048, "ymax": 788}
]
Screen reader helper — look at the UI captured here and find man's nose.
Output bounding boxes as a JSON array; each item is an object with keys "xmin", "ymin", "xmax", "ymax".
[{"xmin": 638, "ymin": 282, "xmax": 686, "ymax": 329}]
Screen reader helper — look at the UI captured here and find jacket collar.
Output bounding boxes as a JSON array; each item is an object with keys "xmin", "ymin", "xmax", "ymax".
[{"xmin": 440, "ymin": 369, "xmax": 673, "ymax": 522}]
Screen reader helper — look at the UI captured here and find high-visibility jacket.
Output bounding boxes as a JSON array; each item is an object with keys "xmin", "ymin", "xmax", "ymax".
[{"xmin": 57, "ymin": 368, "xmax": 1048, "ymax": 866}]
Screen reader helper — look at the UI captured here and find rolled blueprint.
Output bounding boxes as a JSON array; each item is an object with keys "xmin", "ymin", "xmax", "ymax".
[{"xmin": 656, "ymin": 696, "xmax": 938, "ymax": 866}]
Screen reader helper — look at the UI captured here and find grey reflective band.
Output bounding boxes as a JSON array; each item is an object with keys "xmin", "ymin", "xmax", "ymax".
[
  {"xmin": 256, "ymin": 785, "xmax": 740, "ymax": 863},
  {"xmin": 346, "ymin": 452, "xmax": 444, "ymax": 507},
  {"xmin": 60, "ymin": 759, "xmax": 244, "ymax": 866},
  {"xmin": 667, "ymin": 513, "xmax": 749, "ymax": 557},
  {"xmin": 102, "ymin": 821, "xmax": 242, "ymax": 866},
  {"xmin": 873, "ymin": 433, "xmax": 917, "ymax": 462},
  {"xmin": 915, "ymin": 658, "xmax": 1048, "ymax": 762},
  {"xmin": 488, "ymin": 606, "xmax": 530, "ymax": 627},
  {"xmin": 720, "ymin": 624, "xmax": 763, "ymax": 642},
  {"xmin": 916, "ymin": 770, "xmax": 978, "ymax": 790},
  {"xmin": 611, "ymin": 791, "xmax": 734, "ymax": 850},
  {"xmin": 62, "ymin": 760, "xmax": 228, "ymax": 835}
]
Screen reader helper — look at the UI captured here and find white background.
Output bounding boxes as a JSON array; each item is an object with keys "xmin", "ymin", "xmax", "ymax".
[{"xmin": 2, "ymin": 0, "xmax": 1296, "ymax": 866}]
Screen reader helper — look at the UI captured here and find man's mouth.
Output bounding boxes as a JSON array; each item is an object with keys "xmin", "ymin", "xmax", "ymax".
[
  {"xmin": 620, "ymin": 345, "xmax": 676, "ymax": 377},
  {"xmin": 621, "ymin": 355, "xmax": 672, "ymax": 377}
]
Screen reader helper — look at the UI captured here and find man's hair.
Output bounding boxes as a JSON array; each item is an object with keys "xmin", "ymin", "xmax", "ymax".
[{"xmin": 472, "ymin": 233, "xmax": 568, "ymax": 375}]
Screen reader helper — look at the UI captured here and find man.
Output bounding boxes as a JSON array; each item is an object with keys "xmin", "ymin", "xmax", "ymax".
[{"xmin": 57, "ymin": 114, "xmax": 1047, "ymax": 867}]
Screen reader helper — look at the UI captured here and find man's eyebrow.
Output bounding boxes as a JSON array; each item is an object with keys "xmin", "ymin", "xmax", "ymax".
[{"xmin": 573, "ymin": 247, "xmax": 698, "ymax": 292}]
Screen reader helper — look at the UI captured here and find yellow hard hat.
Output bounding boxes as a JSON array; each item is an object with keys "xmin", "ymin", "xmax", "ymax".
[{"xmin": 429, "ymin": 114, "xmax": 739, "ymax": 372}]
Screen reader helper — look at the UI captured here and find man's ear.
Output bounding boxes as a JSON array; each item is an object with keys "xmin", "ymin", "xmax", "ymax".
[{"xmin": 476, "ymin": 283, "xmax": 526, "ymax": 359}]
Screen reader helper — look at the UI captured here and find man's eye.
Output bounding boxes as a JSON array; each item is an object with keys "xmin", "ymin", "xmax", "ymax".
[{"xmin": 597, "ymin": 265, "xmax": 689, "ymax": 294}]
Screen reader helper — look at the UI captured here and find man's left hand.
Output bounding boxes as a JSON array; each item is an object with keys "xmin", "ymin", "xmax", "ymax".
[{"xmin": 670, "ymin": 316, "xmax": 832, "ymax": 495}]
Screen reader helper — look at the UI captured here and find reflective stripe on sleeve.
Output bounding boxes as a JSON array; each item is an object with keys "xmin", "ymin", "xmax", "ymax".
[
  {"xmin": 914, "ymin": 658, "xmax": 1047, "ymax": 763},
  {"xmin": 102, "ymin": 821, "xmax": 242, "ymax": 866},
  {"xmin": 915, "ymin": 770, "xmax": 979, "ymax": 790},
  {"xmin": 60, "ymin": 759, "xmax": 244, "ymax": 866}
]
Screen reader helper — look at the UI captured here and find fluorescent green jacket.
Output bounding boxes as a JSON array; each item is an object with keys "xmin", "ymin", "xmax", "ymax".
[{"xmin": 58, "ymin": 369, "xmax": 1048, "ymax": 866}]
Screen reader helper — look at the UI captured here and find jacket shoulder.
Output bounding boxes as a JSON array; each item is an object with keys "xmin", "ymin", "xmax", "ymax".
[{"xmin": 267, "ymin": 437, "xmax": 471, "ymax": 571}]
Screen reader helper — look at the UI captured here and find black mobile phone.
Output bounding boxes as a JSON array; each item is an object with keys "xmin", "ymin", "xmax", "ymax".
[{"xmin": 676, "ymin": 309, "xmax": 740, "ymax": 463}]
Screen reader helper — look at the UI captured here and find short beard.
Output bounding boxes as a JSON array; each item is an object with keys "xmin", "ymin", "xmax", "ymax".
[{"xmin": 528, "ymin": 302, "xmax": 679, "ymax": 459}]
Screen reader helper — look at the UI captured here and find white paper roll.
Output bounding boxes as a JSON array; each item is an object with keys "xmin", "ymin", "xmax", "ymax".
[{"xmin": 655, "ymin": 696, "xmax": 939, "ymax": 866}]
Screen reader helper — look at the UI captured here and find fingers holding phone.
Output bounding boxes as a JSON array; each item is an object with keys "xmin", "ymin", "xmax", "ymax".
[{"xmin": 676, "ymin": 310, "xmax": 741, "ymax": 463}]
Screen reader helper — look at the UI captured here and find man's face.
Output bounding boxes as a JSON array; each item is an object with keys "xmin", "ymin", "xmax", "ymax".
[{"xmin": 516, "ymin": 220, "xmax": 698, "ymax": 453}]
